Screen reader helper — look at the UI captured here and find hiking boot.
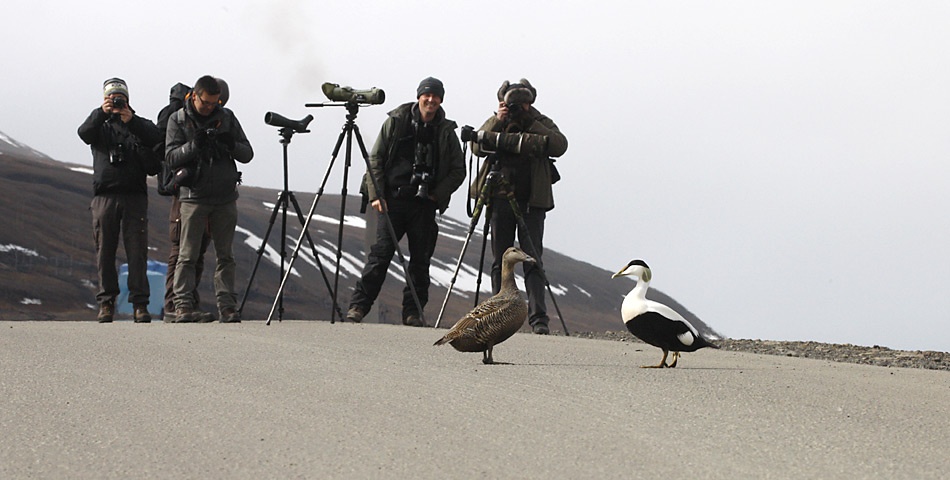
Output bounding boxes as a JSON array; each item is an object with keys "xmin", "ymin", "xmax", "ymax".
[
  {"xmin": 162, "ymin": 310, "xmax": 177, "ymax": 323},
  {"xmin": 171, "ymin": 306, "xmax": 199, "ymax": 323},
  {"xmin": 97, "ymin": 301, "xmax": 114, "ymax": 323},
  {"xmin": 532, "ymin": 323, "xmax": 550, "ymax": 335},
  {"xmin": 133, "ymin": 304, "xmax": 152, "ymax": 323},
  {"xmin": 196, "ymin": 311, "xmax": 216, "ymax": 323},
  {"xmin": 346, "ymin": 306, "xmax": 366, "ymax": 323},
  {"xmin": 219, "ymin": 307, "xmax": 241, "ymax": 323},
  {"xmin": 404, "ymin": 314, "xmax": 427, "ymax": 327}
]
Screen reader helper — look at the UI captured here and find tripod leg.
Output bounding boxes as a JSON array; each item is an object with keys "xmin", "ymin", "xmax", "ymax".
[
  {"xmin": 352, "ymin": 122, "xmax": 426, "ymax": 325},
  {"xmin": 266, "ymin": 127, "xmax": 347, "ymax": 325},
  {"xmin": 433, "ymin": 172, "xmax": 498, "ymax": 328},
  {"xmin": 238, "ymin": 190, "xmax": 286, "ymax": 315},
  {"xmin": 287, "ymin": 191, "xmax": 345, "ymax": 320},
  {"xmin": 505, "ymin": 196, "xmax": 571, "ymax": 336},
  {"xmin": 473, "ymin": 204, "xmax": 492, "ymax": 308}
]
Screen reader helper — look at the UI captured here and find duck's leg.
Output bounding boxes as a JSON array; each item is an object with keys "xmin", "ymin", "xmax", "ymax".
[
  {"xmin": 641, "ymin": 349, "xmax": 669, "ymax": 368},
  {"xmin": 483, "ymin": 346, "xmax": 494, "ymax": 364},
  {"xmin": 668, "ymin": 351, "xmax": 679, "ymax": 368}
]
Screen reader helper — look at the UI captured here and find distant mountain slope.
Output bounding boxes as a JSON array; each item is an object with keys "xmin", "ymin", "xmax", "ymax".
[{"xmin": 0, "ymin": 130, "xmax": 719, "ymax": 337}]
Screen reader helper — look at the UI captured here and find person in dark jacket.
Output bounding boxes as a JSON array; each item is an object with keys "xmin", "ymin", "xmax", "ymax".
[
  {"xmin": 346, "ymin": 77, "xmax": 466, "ymax": 326},
  {"xmin": 471, "ymin": 78, "xmax": 568, "ymax": 334},
  {"xmin": 77, "ymin": 77, "xmax": 163, "ymax": 323},
  {"xmin": 165, "ymin": 75, "xmax": 253, "ymax": 323},
  {"xmin": 158, "ymin": 79, "xmax": 229, "ymax": 323}
]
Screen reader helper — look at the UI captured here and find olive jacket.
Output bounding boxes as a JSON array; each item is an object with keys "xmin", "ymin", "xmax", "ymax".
[
  {"xmin": 361, "ymin": 102, "xmax": 466, "ymax": 214},
  {"xmin": 472, "ymin": 107, "xmax": 567, "ymax": 211}
]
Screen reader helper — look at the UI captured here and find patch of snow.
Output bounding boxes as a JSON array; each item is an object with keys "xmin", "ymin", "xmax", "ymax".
[
  {"xmin": 574, "ymin": 284, "xmax": 592, "ymax": 298},
  {"xmin": 20, "ymin": 298, "xmax": 42, "ymax": 305},
  {"xmin": 262, "ymin": 201, "xmax": 276, "ymax": 210},
  {"xmin": 86, "ymin": 303, "xmax": 97, "ymax": 310},
  {"xmin": 234, "ymin": 225, "xmax": 301, "ymax": 277},
  {"xmin": 311, "ymin": 213, "xmax": 366, "ymax": 229},
  {"xmin": 81, "ymin": 279, "xmax": 96, "ymax": 289},
  {"xmin": 70, "ymin": 166, "xmax": 94, "ymax": 175},
  {"xmin": 291, "ymin": 234, "xmax": 364, "ymax": 279},
  {"xmin": 0, "ymin": 244, "xmax": 39, "ymax": 256}
]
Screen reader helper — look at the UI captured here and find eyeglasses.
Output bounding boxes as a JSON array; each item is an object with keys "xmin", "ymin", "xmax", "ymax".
[{"xmin": 195, "ymin": 94, "xmax": 219, "ymax": 107}]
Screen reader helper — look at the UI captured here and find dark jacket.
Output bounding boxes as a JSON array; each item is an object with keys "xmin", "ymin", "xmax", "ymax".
[
  {"xmin": 472, "ymin": 106, "xmax": 567, "ymax": 211},
  {"xmin": 362, "ymin": 102, "xmax": 465, "ymax": 214},
  {"xmin": 165, "ymin": 99, "xmax": 253, "ymax": 205},
  {"xmin": 78, "ymin": 108, "xmax": 163, "ymax": 195}
]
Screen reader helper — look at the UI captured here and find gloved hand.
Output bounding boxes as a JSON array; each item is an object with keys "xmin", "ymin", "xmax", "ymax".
[
  {"xmin": 216, "ymin": 131, "xmax": 236, "ymax": 152},
  {"xmin": 194, "ymin": 128, "xmax": 210, "ymax": 148}
]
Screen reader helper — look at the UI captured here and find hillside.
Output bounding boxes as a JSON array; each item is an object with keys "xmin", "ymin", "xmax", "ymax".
[{"xmin": 0, "ymin": 130, "xmax": 719, "ymax": 337}]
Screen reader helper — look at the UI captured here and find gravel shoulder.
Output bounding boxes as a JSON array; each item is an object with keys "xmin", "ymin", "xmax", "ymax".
[{"xmin": 572, "ymin": 330, "xmax": 950, "ymax": 371}]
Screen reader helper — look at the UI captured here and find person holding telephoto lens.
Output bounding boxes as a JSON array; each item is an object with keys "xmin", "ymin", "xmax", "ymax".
[
  {"xmin": 78, "ymin": 77, "xmax": 163, "ymax": 323},
  {"xmin": 471, "ymin": 78, "xmax": 568, "ymax": 335},
  {"xmin": 165, "ymin": 75, "xmax": 253, "ymax": 323},
  {"xmin": 346, "ymin": 77, "xmax": 466, "ymax": 326}
]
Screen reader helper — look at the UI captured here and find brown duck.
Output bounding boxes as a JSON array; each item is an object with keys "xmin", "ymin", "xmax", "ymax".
[{"xmin": 434, "ymin": 247, "xmax": 535, "ymax": 364}]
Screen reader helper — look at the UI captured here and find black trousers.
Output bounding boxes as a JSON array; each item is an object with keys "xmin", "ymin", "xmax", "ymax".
[
  {"xmin": 490, "ymin": 200, "xmax": 548, "ymax": 326},
  {"xmin": 349, "ymin": 197, "xmax": 438, "ymax": 320},
  {"xmin": 91, "ymin": 193, "xmax": 150, "ymax": 305}
]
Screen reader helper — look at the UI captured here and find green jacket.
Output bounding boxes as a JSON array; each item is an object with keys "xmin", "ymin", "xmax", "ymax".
[
  {"xmin": 361, "ymin": 102, "xmax": 466, "ymax": 214},
  {"xmin": 472, "ymin": 106, "xmax": 567, "ymax": 211}
]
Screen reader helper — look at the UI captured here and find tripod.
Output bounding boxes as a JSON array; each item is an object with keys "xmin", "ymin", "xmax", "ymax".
[
  {"xmin": 434, "ymin": 161, "xmax": 570, "ymax": 335},
  {"xmin": 268, "ymin": 101, "xmax": 425, "ymax": 325},
  {"xmin": 239, "ymin": 121, "xmax": 344, "ymax": 322}
]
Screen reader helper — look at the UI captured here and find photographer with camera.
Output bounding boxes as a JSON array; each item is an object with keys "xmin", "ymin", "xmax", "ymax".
[
  {"xmin": 165, "ymin": 75, "xmax": 253, "ymax": 323},
  {"xmin": 158, "ymin": 79, "xmax": 229, "ymax": 323},
  {"xmin": 346, "ymin": 77, "xmax": 466, "ymax": 326},
  {"xmin": 78, "ymin": 78, "xmax": 163, "ymax": 323},
  {"xmin": 471, "ymin": 78, "xmax": 568, "ymax": 335}
]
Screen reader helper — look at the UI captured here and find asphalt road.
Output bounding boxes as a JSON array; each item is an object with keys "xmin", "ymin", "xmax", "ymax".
[{"xmin": 1, "ymin": 321, "xmax": 948, "ymax": 479}]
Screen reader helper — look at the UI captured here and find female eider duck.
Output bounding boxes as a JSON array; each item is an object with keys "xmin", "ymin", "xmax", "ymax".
[
  {"xmin": 612, "ymin": 260, "xmax": 717, "ymax": 368},
  {"xmin": 434, "ymin": 247, "xmax": 535, "ymax": 364}
]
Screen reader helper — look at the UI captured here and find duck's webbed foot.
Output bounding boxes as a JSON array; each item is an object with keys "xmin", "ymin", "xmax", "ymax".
[
  {"xmin": 667, "ymin": 352, "xmax": 679, "ymax": 368},
  {"xmin": 640, "ymin": 350, "xmax": 670, "ymax": 369}
]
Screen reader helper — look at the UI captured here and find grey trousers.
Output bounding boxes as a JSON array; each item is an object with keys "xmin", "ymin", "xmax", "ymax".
[
  {"xmin": 174, "ymin": 201, "xmax": 238, "ymax": 312},
  {"xmin": 91, "ymin": 193, "xmax": 150, "ymax": 305}
]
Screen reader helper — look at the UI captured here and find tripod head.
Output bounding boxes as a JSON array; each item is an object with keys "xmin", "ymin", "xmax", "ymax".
[{"xmin": 265, "ymin": 112, "xmax": 313, "ymax": 144}]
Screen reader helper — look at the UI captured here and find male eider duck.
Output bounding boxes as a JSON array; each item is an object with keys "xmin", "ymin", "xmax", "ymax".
[
  {"xmin": 612, "ymin": 260, "xmax": 717, "ymax": 368},
  {"xmin": 434, "ymin": 247, "xmax": 535, "ymax": 364}
]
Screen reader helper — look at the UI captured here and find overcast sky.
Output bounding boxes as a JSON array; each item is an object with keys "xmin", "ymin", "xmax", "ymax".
[{"xmin": 4, "ymin": 0, "xmax": 949, "ymax": 351}]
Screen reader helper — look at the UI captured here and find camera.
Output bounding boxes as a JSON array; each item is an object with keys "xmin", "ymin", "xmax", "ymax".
[
  {"xmin": 112, "ymin": 97, "xmax": 127, "ymax": 109},
  {"xmin": 460, "ymin": 125, "xmax": 477, "ymax": 143},
  {"xmin": 109, "ymin": 144, "xmax": 126, "ymax": 164},
  {"xmin": 407, "ymin": 142, "xmax": 433, "ymax": 200},
  {"xmin": 321, "ymin": 82, "xmax": 385, "ymax": 105}
]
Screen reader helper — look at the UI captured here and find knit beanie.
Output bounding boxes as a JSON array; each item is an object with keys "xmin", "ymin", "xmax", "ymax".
[
  {"xmin": 103, "ymin": 77, "xmax": 129, "ymax": 99},
  {"xmin": 417, "ymin": 77, "xmax": 445, "ymax": 100}
]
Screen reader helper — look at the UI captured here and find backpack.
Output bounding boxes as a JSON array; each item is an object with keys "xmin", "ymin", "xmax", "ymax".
[{"xmin": 155, "ymin": 83, "xmax": 192, "ymax": 196}]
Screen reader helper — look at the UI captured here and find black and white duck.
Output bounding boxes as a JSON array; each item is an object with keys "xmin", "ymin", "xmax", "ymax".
[{"xmin": 612, "ymin": 260, "xmax": 717, "ymax": 368}]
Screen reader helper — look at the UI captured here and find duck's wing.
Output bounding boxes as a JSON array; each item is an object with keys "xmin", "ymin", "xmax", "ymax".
[
  {"xmin": 445, "ymin": 296, "xmax": 514, "ymax": 340},
  {"xmin": 644, "ymin": 299, "xmax": 698, "ymax": 335}
]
